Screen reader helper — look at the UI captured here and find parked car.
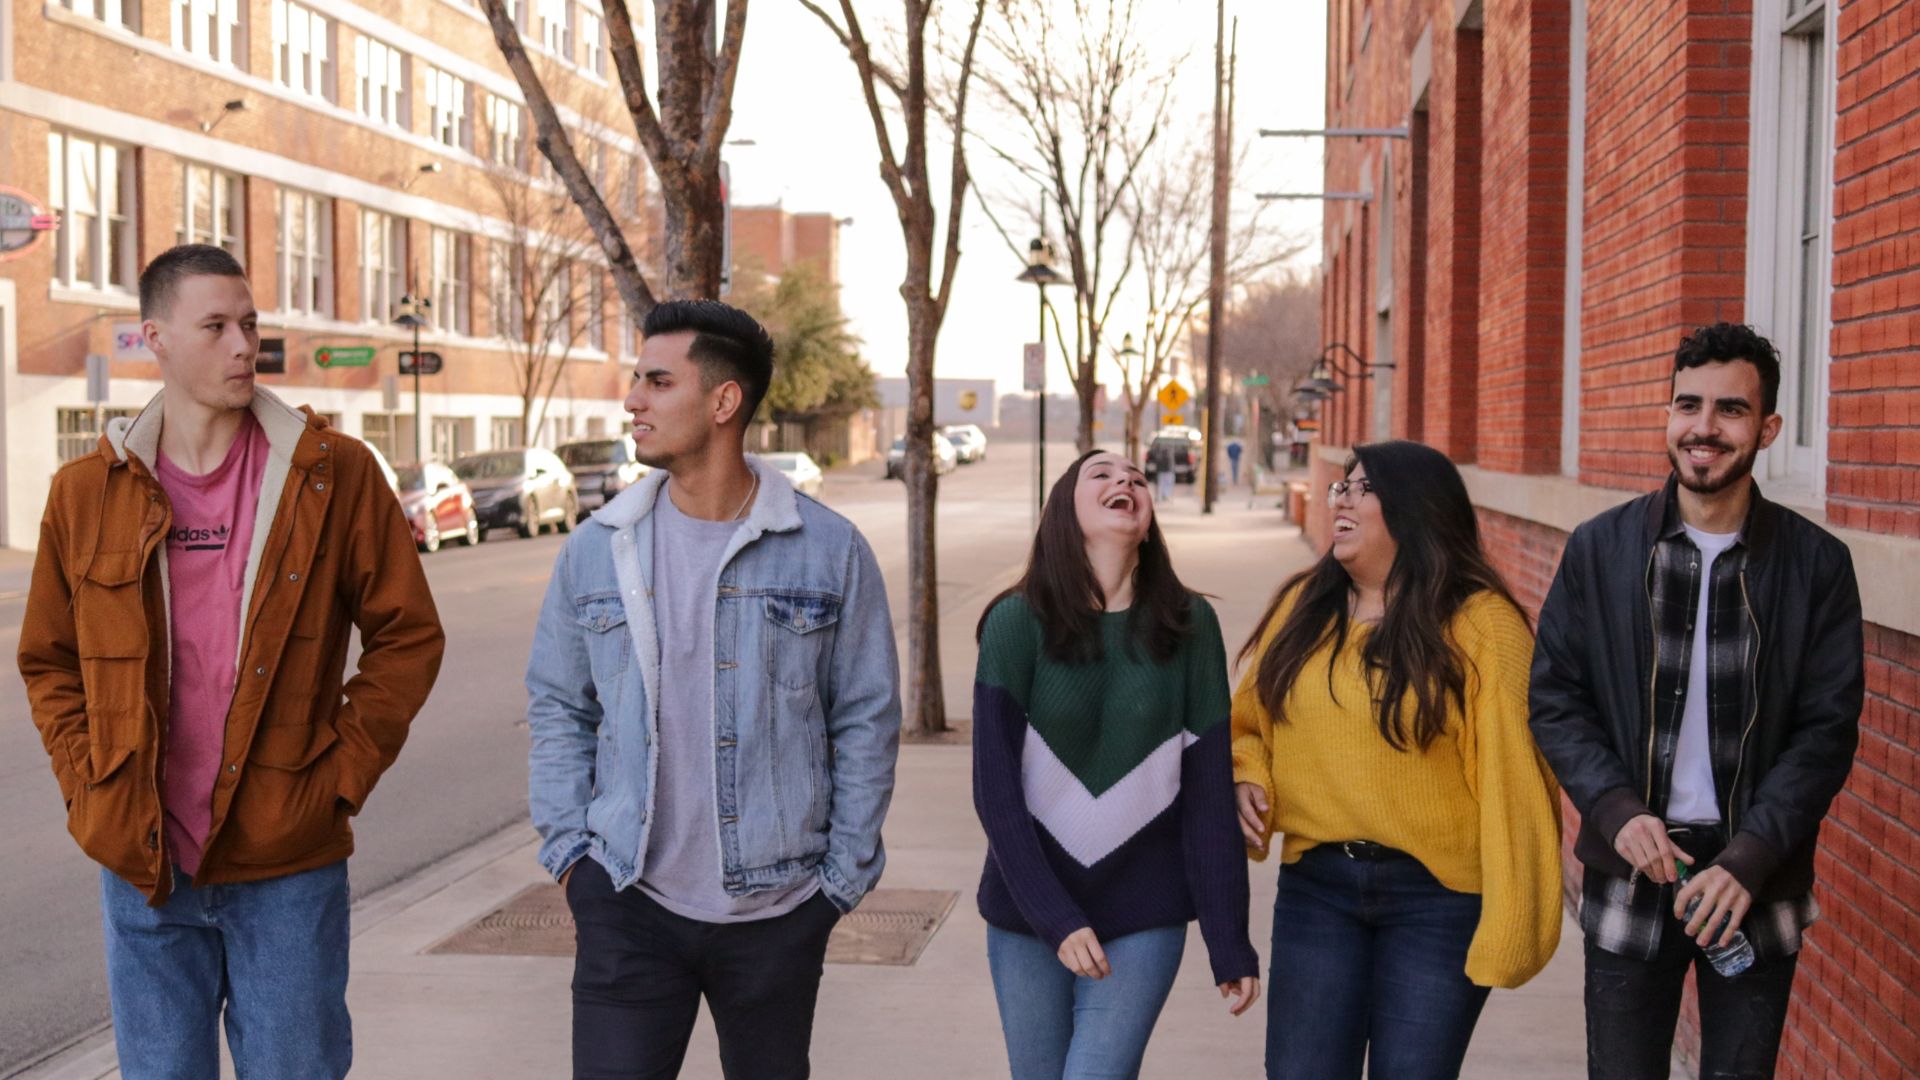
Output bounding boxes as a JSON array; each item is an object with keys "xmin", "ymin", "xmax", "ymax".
[
  {"xmin": 1143, "ymin": 427, "xmax": 1203, "ymax": 484},
  {"xmin": 763, "ymin": 451, "xmax": 824, "ymax": 498},
  {"xmin": 559, "ymin": 435, "xmax": 650, "ymax": 521},
  {"xmin": 454, "ymin": 447, "xmax": 578, "ymax": 540},
  {"xmin": 394, "ymin": 461, "xmax": 481, "ymax": 552},
  {"xmin": 939, "ymin": 424, "xmax": 988, "ymax": 463},
  {"xmin": 885, "ymin": 434, "xmax": 959, "ymax": 479},
  {"xmin": 367, "ymin": 442, "xmax": 401, "ymax": 497}
]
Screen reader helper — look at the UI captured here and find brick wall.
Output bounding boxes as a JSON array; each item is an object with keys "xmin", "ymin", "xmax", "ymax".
[
  {"xmin": 1577, "ymin": 0, "xmax": 1753, "ymax": 492},
  {"xmin": 1473, "ymin": 0, "xmax": 1570, "ymax": 474},
  {"xmin": 1826, "ymin": 0, "xmax": 1920, "ymax": 538}
]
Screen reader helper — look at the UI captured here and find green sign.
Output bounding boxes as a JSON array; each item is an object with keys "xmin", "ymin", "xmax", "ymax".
[
  {"xmin": 1242, "ymin": 374, "xmax": 1271, "ymax": 387},
  {"xmin": 314, "ymin": 345, "xmax": 376, "ymax": 368}
]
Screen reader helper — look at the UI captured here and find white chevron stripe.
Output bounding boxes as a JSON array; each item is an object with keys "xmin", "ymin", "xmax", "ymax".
[{"xmin": 1022, "ymin": 726, "xmax": 1198, "ymax": 867}]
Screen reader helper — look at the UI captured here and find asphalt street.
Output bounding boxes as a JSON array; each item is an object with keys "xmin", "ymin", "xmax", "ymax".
[{"xmin": 0, "ymin": 438, "xmax": 1085, "ymax": 1075}]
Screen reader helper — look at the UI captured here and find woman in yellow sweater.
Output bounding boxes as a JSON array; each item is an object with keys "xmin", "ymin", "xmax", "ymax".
[{"xmin": 1231, "ymin": 440, "xmax": 1563, "ymax": 1080}]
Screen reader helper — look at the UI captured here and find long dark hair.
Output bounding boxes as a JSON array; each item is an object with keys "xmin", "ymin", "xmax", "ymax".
[
  {"xmin": 1236, "ymin": 440, "xmax": 1527, "ymax": 751},
  {"xmin": 977, "ymin": 450, "xmax": 1192, "ymax": 664}
]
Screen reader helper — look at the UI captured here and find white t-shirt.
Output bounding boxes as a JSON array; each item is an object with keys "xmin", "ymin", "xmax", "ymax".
[{"xmin": 1668, "ymin": 524, "xmax": 1741, "ymax": 824}]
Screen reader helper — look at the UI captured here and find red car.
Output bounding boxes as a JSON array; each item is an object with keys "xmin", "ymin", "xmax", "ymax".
[{"xmin": 394, "ymin": 461, "xmax": 482, "ymax": 552}]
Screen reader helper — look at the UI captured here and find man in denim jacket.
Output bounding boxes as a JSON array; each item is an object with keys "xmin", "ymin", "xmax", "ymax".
[{"xmin": 526, "ymin": 300, "xmax": 901, "ymax": 1078}]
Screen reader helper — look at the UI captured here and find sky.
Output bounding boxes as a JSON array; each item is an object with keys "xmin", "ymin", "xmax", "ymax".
[{"xmin": 723, "ymin": 0, "xmax": 1327, "ymax": 400}]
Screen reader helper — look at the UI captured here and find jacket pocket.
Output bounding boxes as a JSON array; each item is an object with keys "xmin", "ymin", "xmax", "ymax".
[
  {"xmin": 75, "ymin": 552, "xmax": 149, "ymax": 727},
  {"xmin": 221, "ymin": 722, "xmax": 345, "ymax": 865},
  {"xmin": 576, "ymin": 594, "xmax": 631, "ymax": 690},
  {"xmin": 68, "ymin": 737, "xmax": 155, "ymax": 885},
  {"xmin": 763, "ymin": 593, "xmax": 841, "ymax": 692}
]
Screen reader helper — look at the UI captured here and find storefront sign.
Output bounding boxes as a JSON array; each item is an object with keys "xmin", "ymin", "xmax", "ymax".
[
  {"xmin": 111, "ymin": 321, "xmax": 154, "ymax": 361},
  {"xmin": 256, "ymin": 337, "xmax": 287, "ymax": 375},
  {"xmin": 0, "ymin": 186, "xmax": 59, "ymax": 261},
  {"xmin": 314, "ymin": 345, "xmax": 376, "ymax": 368}
]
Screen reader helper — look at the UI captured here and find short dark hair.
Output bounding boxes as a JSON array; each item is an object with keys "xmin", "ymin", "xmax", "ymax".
[
  {"xmin": 139, "ymin": 244, "xmax": 248, "ymax": 320},
  {"xmin": 1674, "ymin": 322, "xmax": 1781, "ymax": 416},
  {"xmin": 641, "ymin": 300, "xmax": 776, "ymax": 426}
]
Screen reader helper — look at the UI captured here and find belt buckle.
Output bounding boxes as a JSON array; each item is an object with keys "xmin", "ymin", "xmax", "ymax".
[{"xmin": 1341, "ymin": 840, "xmax": 1367, "ymax": 860}]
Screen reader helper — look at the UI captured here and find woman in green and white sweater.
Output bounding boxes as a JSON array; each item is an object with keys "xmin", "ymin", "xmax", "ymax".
[{"xmin": 973, "ymin": 449, "xmax": 1260, "ymax": 1080}]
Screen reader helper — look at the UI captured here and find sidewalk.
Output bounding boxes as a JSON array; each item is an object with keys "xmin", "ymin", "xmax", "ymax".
[{"xmin": 23, "ymin": 500, "xmax": 1586, "ymax": 1079}]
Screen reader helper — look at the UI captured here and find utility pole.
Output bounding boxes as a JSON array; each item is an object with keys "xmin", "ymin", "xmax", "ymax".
[{"xmin": 1203, "ymin": 4, "xmax": 1234, "ymax": 514}]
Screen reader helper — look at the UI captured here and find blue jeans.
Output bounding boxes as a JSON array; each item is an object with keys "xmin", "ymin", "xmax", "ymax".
[
  {"xmin": 1266, "ymin": 845, "xmax": 1490, "ymax": 1080},
  {"xmin": 987, "ymin": 924, "xmax": 1187, "ymax": 1080},
  {"xmin": 100, "ymin": 861, "xmax": 351, "ymax": 1080}
]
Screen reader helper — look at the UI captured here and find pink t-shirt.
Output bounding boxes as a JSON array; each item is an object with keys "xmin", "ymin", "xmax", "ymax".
[{"xmin": 156, "ymin": 411, "xmax": 270, "ymax": 875}]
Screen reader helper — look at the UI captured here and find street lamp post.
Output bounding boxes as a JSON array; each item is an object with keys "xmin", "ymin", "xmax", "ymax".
[
  {"xmin": 393, "ymin": 293, "xmax": 432, "ymax": 462},
  {"xmin": 1017, "ymin": 236, "xmax": 1064, "ymax": 519},
  {"xmin": 1114, "ymin": 332, "xmax": 1142, "ymax": 458}
]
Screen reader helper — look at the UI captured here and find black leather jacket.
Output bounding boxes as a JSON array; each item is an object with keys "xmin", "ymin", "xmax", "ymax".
[{"xmin": 1528, "ymin": 476, "xmax": 1863, "ymax": 900}]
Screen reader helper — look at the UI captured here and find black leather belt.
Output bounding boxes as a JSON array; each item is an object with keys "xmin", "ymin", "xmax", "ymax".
[{"xmin": 1335, "ymin": 840, "xmax": 1403, "ymax": 861}]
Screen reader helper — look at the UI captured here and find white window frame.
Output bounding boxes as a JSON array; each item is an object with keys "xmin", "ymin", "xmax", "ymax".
[
  {"xmin": 581, "ymin": 7, "xmax": 604, "ymax": 76},
  {"xmin": 47, "ymin": 131, "xmax": 137, "ymax": 293},
  {"xmin": 430, "ymin": 227, "xmax": 471, "ymax": 335},
  {"xmin": 1560, "ymin": 0, "xmax": 1589, "ymax": 477},
  {"xmin": 538, "ymin": 0, "xmax": 573, "ymax": 61},
  {"xmin": 485, "ymin": 93, "xmax": 524, "ymax": 170},
  {"xmin": 276, "ymin": 188, "xmax": 333, "ymax": 316},
  {"xmin": 585, "ymin": 272, "xmax": 604, "ymax": 352},
  {"xmin": 489, "ymin": 244, "xmax": 526, "ymax": 342},
  {"xmin": 61, "ymin": 0, "xmax": 137, "ymax": 31},
  {"xmin": 426, "ymin": 66, "xmax": 470, "ymax": 151},
  {"xmin": 172, "ymin": 0, "xmax": 245, "ymax": 68},
  {"xmin": 271, "ymin": 0, "xmax": 332, "ymax": 101},
  {"xmin": 355, "ymin": 34, "xmax": 408, "ymax": 129},
  {"xmin": 361, "ymin": 210, "xmax": 406, "ymax": 325},
  {"xmin": 1746, "ymin": 0, "xmax": 1835, "ymax": 500},
  {"xmin": 490, "ymin": 416, "xmax": 523, "ymax": 450},
  {"xmin": 360, "ymin": 412, "xmax": 399, "ymax": 461},
  {"xmin": 179, "ymin": 163, "xmax": 244, "ymax": 255}
]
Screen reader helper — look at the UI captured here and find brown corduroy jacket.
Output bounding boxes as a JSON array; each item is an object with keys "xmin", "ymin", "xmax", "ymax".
[{"xmin": 18, "ymin": 388, "xmax": 444, "ymax": 905}]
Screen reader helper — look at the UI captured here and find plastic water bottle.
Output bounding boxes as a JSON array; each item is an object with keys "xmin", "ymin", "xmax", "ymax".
[{"xmin": 1675, "ymin": 860, "xmax": 1755, "ymax": 977}]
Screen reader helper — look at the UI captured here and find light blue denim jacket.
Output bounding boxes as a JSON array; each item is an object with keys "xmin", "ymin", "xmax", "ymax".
[{"xmin": 525, "ymin": 456, "xmax": 901, "ymax": 912}]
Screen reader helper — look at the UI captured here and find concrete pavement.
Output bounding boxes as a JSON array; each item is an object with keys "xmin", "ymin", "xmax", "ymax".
[{"xmin": 17, "ymin": 492, "xmax": 1589, "ymax": 1080}]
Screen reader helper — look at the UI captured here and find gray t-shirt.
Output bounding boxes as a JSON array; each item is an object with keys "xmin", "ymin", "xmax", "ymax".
[{"xmin": 638, "ymin": 482, "xmax": 819, "ymax": 922}]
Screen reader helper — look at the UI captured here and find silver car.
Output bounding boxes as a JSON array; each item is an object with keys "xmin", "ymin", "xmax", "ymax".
[
  {"xmin": 764, "ymin": 451, "xmax": 825, "ymax": 498},
  {"xmin": 885, "ymin": 434, "xmax": 958, "ymax": 479}
]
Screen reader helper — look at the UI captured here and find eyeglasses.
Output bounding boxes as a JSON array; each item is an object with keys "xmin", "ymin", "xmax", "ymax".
[{"xmin": 1326, "ymin": 478, "xmax": 1374, "ymax": 506}]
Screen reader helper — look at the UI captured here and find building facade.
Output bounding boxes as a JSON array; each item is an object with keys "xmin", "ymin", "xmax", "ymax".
[
  {"xmin": 0, "ymin": 0, "xmax": 655, "ymax": 550},
  {"xmin": 1313, "ymin": 1, "xmax": 1919, "ymax": 1074}
]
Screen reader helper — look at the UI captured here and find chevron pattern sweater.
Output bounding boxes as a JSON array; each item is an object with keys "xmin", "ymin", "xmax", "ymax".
[{"xmin": 973, "ymin": 594, "xmax": 1259, "ymax": 985}]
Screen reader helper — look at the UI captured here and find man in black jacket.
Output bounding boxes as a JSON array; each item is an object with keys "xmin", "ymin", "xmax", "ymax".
[{"xmin": 1529, "ymin": 323, "xmax": 1863, "ymax": 1080}]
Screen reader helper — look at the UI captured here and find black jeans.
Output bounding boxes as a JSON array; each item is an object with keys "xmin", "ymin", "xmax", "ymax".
[
  {"xmin": 566, "ymin": 857, "xmax": 842, "ymax": 1080},
  {"xmin": 1583, "ymin": 930, "xmax": 1799, "ymax": 1079}
]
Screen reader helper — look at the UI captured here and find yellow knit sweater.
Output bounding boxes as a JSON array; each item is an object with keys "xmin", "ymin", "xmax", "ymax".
[{"xmin": 1231, "ymin": 589, "xmax": 1563, "ymax": 989}]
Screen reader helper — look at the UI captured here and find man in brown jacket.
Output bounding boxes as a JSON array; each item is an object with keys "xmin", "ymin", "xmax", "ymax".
[{"xmin": 18, "ymin": 244, "xmax": 444, "ymax": 1079}]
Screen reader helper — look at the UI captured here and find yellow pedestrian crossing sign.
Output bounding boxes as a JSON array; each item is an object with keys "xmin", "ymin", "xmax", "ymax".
[{"xmin": 1156, "ymin": 381, "xmax": 1191, "ymax": 412}]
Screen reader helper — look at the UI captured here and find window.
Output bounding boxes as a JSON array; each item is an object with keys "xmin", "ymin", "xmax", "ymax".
[
  {"xmin": 426, "ymin": 66, "xmax": 470, "ymax": 151},
  {"xmin": 179, "ymin": 164, "xmax": 243, "ymax": 255},
  {"xmin": 586, "ymin": 273, "xmax": 605, "ymax": 351},
  {"xmin": 47, "ymin": 132, "xmax": 136, "ymax": 292},
  {"xmin": 581, "ymin": 7, "xmax": 604, "ymax": 75},
  {"xmin": 276, "ymin": 188, "xmax": 332, "ymax": 316},
  {"xmin": 539, "ymin": 0, "xmax": 573, "ymax": 60},
  {"xmin": 271, "ymin": 1, "xmax": 332, "ymax": 101},
  {"xmin": 355, "ymin": 35, "xmax": 407, "ymax": 128},
  {"xmin": 489, "ymin": 244, "xmax": 525, "ymax": 341},
  {"xmin": 484, "ymin": 93, "xmax": 524, "ymax": 169},
  {"xmin": 172, "ymin": 0, "xmax": 245, "ymax": 67},
  {"xmin": 432, "ymin": 417, "xmax": 472, "ymax": 461},
  {"xmin": 1748, "ymin": 0, "xmax": 1832, "ymax": 492},
  {"xmin": 60, "ymin": 0, "xmax": 136, "ymax": 30},
  {"xmin": 361, "ymin": 210, "xmax": 406, "ymax": 324},
  {"xmin": 623, "ymin": 155, "xmax": 641, "ymax": 218},
  {"xmin": 617, "ymin": 291, "xmax": 636, "ymax": 356},
  {"xmin": 430, "ymin": 228, "xmax": 471, "ymax": 335},
  {"xmin": 56, "ymin": 407, "xmax": 141, "ymax": 464},
  {"xmin": 491, "ymin": 417, "xmax": 523, "ymax": 449},
  {"xmin": 540, "ymin": 260, "xmax": 570, "ymax": 347},
  {"xmin": 361, "ymin": 412, "xmax": 399, "ymax": 461}
]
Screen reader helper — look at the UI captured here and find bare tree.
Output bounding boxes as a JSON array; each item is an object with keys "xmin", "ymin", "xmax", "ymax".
[
  {"xmin": 1118, "ymin": 129, "xmax": 1305, "ymax": 459},
  {"xmin": 798, "ymin": 0, "xmax": 988, "ymax": 737},
  {"xmin": 473, "ymin": 66, "xmax": 652, "ymax": 448},
  {"xmin": 478, "ymin": 0, "xmax": 745, "ymax": 306},
  {"xmin": 974, "ymin": 0, "xmax": 1176, "ymax": 453}
]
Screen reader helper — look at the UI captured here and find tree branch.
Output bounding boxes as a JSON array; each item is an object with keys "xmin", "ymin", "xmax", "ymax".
[{"xmin": 696, "ymin": 0, "xmax": 752, "ymax": 165}]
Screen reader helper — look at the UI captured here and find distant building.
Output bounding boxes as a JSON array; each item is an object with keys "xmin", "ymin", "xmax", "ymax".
[
  {"xmin": 730, "ymin": 205, "xmax": 841, "ymax": 286},
  {"xmin": 874, "ymin": 377, "xmax": 997, "ymax": 449}
]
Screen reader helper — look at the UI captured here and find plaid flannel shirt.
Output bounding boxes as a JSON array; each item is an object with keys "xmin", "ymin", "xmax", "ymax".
[{"xmin": 1580, "ymin": 512, "xmax": 1818, "ymax": 963}]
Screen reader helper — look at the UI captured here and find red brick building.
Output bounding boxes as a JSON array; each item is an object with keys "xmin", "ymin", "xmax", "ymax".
[
  {"xmin": 0, "ymin": 0, "xmax": 655, "ymax": 550},
  {"xmin": 1310, "ymin": 1, "xmax": 1919, "ymax": 1074}
]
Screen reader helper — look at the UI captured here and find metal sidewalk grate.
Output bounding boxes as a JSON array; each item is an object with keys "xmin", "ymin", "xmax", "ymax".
[{"xmin": 426, "ymin": 885, "xmax": 958, "ymax": 967}]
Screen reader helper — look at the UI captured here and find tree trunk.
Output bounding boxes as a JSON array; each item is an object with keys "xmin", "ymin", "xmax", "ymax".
[
  {"xmin": 902, "ymin": 294, "xmax": 946, "ymax": 736},
  {"xmin": 662, "ymin": 167, "xmax": 725, "ymax": 299},
  {"xmin": 1075, "ymin": 361, "xmax": 1097, "ymax": 453}
]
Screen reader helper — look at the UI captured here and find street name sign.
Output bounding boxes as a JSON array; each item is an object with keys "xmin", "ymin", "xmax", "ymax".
[
  {"xmin": 399, "ymin": 350, "xmax": 444, "ymax": 376},
  {"xmin": 1243, "ymin": 374, "xmax": 1270, "ymax": 387}
]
